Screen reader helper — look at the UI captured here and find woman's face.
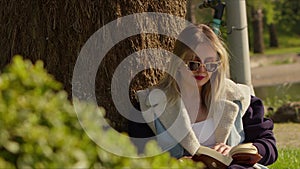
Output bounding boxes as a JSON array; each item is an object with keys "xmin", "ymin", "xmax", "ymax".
[
  {"xmin": 188, "ymin": 57, "xmax": 211, "ymax": 88},
  {"xmin": 183, "ymin": 48, "xmax": 219, "ymax": 89}
]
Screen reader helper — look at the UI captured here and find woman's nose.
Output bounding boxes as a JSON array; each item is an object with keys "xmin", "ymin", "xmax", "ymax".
[{"xmin": 197, "ymin": 64, "xmax": 206, "ymax": 72}]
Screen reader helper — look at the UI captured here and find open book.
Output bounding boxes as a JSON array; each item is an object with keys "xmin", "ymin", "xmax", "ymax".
[{"xmin": 192, "ymin": 143, "xmax": 262, "ymax": 169}]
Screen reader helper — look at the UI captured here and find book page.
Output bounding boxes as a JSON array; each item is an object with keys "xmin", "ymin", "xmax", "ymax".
[
  {"xmin": 229, "ymin": 143, "xmax": 258, "ymax": 156},
  {"xmin": 197, "ymin": 146, "xmax": 233, "ymax": 166}
]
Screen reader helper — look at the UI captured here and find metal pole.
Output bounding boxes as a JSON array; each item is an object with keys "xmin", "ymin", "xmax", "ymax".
[{"xmin": 225, "ymin": 0, "xmax": 254, "ymax": 93}]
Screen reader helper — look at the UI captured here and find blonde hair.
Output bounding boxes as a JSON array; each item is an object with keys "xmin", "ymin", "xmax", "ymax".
[{"xmin": 156, "ymin": 24, "xmax": 229, "ymax": 109}]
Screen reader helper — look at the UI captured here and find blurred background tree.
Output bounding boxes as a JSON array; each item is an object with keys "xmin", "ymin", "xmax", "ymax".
[
  {"xmin": 276, "ymin": 0, "xmax": 300, "ymax": 35},
  {"xmin": 248, "ymin": 1, "xmax": 265, "ymax": 53},
  {"xmin": 193, "ymin": 0, "xmax": 300, "ymax": 53}
]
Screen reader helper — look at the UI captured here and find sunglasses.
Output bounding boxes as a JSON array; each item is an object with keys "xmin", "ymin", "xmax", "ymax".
[{"xmin": 187, "ymin": 60, "xmax": 221, "ymax": 72}]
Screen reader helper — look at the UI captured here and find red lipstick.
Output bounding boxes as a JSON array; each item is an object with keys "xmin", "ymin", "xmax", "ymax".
[{"xmin": 194, "ymin": 75, "xmax": 205, "ymax": 81}]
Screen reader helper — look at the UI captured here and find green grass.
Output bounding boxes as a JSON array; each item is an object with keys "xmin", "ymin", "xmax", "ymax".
[
  {"xmin": 250, "ymin": 33, "xmax": 300, "ymax": 56},
  {"xmin": 264, "ymin": 32, "xmax": 300, "ymax": 48},
  {"xmin": 264, "ymin": 46, "xmax": 300, "ymax": 55},
  {"xmin": 268, "ymin": 123, "xmax": 300, "ymax": 169},
  {"xmin": 269, "ymin": 148, "xmax": 300, "ymax": 169},
  {"xmin": 250, "ymin": 46, "xmax": 300, "ymax": 56},
  {"xmin": 265, "ymin": 33, "xmax": 300, "ymax": 55},
  {"xmin": 277, "ymin": 34, "xmax": 300, "ymax": 48}
]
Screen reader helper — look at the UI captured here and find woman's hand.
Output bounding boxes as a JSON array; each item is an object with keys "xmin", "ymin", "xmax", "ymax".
[{"xmin": 213, "ymin": 143, "xmax": 232, "ymax": 155}]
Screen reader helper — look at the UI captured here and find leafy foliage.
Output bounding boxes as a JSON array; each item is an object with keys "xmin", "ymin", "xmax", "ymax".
[
  {"xmin": 0, "ymin": 56, "xmax": 203, "ymax": 168},
  {"xmin": 275, "ymin": 0, "xmax": 300, "ymax": 34},
  {"xmin": 263, "ymin": 95, "xmax": 292, "ymax": 117}
]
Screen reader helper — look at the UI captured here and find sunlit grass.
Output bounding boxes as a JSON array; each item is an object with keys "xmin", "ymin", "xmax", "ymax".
[
  {"xmin": 277, "ymin": 34, "xmax": 300, "ymax": 48},
  {"xmin": 268, "ymin": 123, "xmax": 300, "ymax": 169},
  {"xmin": 250, "ymin": 33, "xmax": 300, "ymax": 56},
  {"xmin": 269, "ymin": 148, "xmax": 300, "ymax": 169},
  {"xmin": 250, "ymin": 46, "xmax": 300, "ymax": 56},
  {"xmin": 264, "ymin": 47, "xmax": 300, "ymax": 55}
]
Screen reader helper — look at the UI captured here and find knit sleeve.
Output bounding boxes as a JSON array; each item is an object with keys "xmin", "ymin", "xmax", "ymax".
[{"xmin": 242, "ymin": 96, "xmax": 278, "ymax": 166}]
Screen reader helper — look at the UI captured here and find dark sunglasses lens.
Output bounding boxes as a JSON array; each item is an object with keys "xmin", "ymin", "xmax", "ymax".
[
  {"xmin": 205, "ymin": 63, "xmax": 218, "ymax": 72},
  {"xmin": 188, "ymin": 62, "xmax": 200, "ymax": 71}
]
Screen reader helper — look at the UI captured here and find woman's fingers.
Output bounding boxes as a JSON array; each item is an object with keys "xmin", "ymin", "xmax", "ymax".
[{"xmin": 213, "ymin": 143, "xmax": 232, "ymax": 155}]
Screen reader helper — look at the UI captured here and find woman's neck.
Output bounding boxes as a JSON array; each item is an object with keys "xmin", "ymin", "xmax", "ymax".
[
  {"xmin": 195, "ymin": 104, "xmax": 208, "ymax": 123},
  {"xmin": 180, "ymin": 84, "xmax": 202, "ymax": 99},
  {"xmin": 180, "ymin": 86, "xmax": 206, "ymax": 123}
]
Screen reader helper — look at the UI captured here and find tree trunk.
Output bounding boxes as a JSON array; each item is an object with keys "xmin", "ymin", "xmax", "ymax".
[
  {"xmin": 268, "ymin": 23, "xmax": 279, "ymax": 47},
  {"xmin": 0, "ymin": 0, "xmax": 187, "ymax": 132},
  {"xmin": 251, "ymin": 8, "xmax": 264, "ymax": 53}
]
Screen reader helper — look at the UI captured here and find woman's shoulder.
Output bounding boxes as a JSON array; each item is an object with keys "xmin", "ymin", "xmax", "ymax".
[
  {"xmin": 224, "ymin": 79, "xmax": 251, "ymax": 98},
  {"xmin": 224, "ymin": 78, "xmax": 251, "ymax": 114},
  {"xmin": 136, "ymin": 87, "xmax": 167, "ymax": 107}
]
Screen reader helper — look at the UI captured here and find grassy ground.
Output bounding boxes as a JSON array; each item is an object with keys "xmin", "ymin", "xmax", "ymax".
[
  {"xmin": 251, "ymin": 32, "xmax": 300, "ymax": 57},
  {"xmin": 269, "ymin": 123, "xmax": 300, "ymax": 169},
  {"xmin": 250, "ymin": 46, "xmax": 300, "ymax": 57},
  {"xmin": 273, "ymin": 123, "xmax": 300, "ymax": 148}
]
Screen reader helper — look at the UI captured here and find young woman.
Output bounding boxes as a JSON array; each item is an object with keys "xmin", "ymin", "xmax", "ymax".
[{"xmin": 128, "ymin": 24, "xmax": 277, "ymax": 169}]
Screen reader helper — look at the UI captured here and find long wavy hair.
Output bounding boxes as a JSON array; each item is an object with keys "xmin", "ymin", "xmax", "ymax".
[{"xmin": 155, "ymin": 24, "xmax": 229, "ymax": 110}]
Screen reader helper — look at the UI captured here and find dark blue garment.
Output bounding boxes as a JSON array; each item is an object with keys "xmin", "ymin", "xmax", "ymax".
[{"xmin": 242, "ymin": 96, "xmax": 278, "ymax": 166}]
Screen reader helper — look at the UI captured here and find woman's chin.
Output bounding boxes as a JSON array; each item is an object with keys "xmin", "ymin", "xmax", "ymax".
[{"xmin": 196, "ymin": 79, "xmax": 209, "ymax": 87}]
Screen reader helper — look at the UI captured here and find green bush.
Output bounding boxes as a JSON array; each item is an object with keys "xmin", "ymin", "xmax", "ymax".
[
  {"xmin": 263, "ymin": 95, "xmax": 292, "ymax": 117},
  {"xmin": 0, "ymin": 56, "xmax": 203, "ymax": 169}
]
